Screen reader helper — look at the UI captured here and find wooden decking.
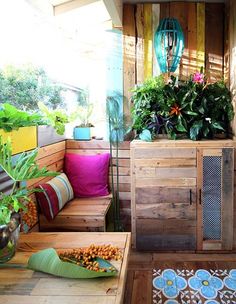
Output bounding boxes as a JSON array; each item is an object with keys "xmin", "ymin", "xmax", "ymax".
[{"xmin": 124, "ymin": 250, "xmax": 236, "ymax": 303}]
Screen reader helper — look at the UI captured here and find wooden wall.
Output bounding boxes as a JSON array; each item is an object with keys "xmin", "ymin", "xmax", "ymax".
[{"xmin": 123, "ymin": 2, "xmax": 225, "ymax": 120}]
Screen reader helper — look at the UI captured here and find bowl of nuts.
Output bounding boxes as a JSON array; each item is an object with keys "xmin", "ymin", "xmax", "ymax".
[{"xmin": 28, "ymin": 244, "xmax": 122, "ymax": 279}]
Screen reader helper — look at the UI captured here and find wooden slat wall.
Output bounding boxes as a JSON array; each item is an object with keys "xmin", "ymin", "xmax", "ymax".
[
  {"xmin": 66, "ymin": 140, "xmax": 131, "ymax": 231},
  {"xmin": 123, "ymin": 2, "xmax": 225, "ymax": 120}
]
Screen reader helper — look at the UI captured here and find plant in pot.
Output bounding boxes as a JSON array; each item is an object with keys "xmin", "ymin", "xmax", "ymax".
[
  {"xmin": 73, "ymin": 103, "xmax": 94, "ymax": 140},
  {"xmin": 0, "ymin": 138, "xmax": 57, "ymax": 263},
  {"xmin": 131, "ymin": 72, "xmax": 234, "ymax": 141}
]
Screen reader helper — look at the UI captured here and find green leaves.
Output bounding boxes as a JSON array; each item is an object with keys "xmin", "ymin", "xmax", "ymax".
[
  {"xmin": 131, "ymin": 74, "xmax": 234, "ymax": 141},
  {"xmin": 0, "ymin": 137, "xmax": 58, "ymax": 225},
  {"xmin": 38, "ymin": 102, "xmax": 69, "ymax": 135},
  {"xmin": 28, "ymin": 248, "xmax": 118, "ymax": 279},
  {"xmin": 0, "ymin": 103, "xmax": 45, "ymax": 132}
]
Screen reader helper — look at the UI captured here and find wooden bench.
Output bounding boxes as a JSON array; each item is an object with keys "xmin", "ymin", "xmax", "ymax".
[
  {"xmin": 39, "ymin": 196, "xmax": 111, "ymax": 232},
  {"xmin": 27, "ymin": 141, "xmax": 112, "ymax": 232}
]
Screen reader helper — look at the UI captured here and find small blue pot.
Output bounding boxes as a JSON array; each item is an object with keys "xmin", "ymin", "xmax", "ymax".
[{"xmin": 73, "ymin": 127, "xmax": 91, "ymax": 140}]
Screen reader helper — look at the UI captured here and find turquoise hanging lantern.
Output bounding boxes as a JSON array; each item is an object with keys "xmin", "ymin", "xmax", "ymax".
[{"xmin": 154, "ymin": 18, "xmax": 185, "ymax": 73}]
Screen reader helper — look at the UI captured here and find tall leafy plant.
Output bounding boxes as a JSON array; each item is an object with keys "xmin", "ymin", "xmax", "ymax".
[{"xmin": 106, "ymin": 93, "xmax": 125, "ymax": 232}]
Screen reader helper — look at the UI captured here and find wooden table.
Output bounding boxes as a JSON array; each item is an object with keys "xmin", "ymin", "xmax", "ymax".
[{"xmin": 0, "ymin": 232, "xmax": 131, "ymax": 304}]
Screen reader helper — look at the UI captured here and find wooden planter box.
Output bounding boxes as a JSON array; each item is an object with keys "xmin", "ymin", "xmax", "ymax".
[
  {"xmin": 0, "ymin": 126, "xmax": 37, "ymax": 155},
  {"xmin": 37, "ymin": 125, "xmax": 66, "ymax": 147}
]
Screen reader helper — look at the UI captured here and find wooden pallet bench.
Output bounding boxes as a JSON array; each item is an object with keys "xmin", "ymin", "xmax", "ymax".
[{"xmin": 27, "ymin": 141, "xmax": 112, "ymax": 232}]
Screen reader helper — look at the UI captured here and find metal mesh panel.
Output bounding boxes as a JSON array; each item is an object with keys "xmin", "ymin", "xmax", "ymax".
[{"xmin": 202, "ymin": 156, "xmax": 222, "ymax": 240}]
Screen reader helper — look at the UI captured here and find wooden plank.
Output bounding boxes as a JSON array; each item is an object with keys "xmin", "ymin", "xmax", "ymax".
[
  {"xmin": 202, "ymin": 149, "xmax": 222, "ymax": 156},
  {"xmin": 170, "ymin": 2, "xmax": 188, "ymax": 78},
  {"xmin": 135, "ymin": 167, "xmax": 197, "ymax": 178},
  {"xmin": 27, "ymin": 160, "xmax": 64, "ymax": 187},
  {"xmin": 224, "ymin": 0, "xmax": 230, "ymax": 85},
  {"xmin": 136, "ymin": 219, "xmax": 196, "ymax": 235},
  {"xmin": 160, "ymin": 2, "xmax": 169, "ymax": 20},
  {"xmin": 66, "ymin": 140, "xmax": 130, "ymax": 150},
  {"xmin": 37, "ymin": 141, "xmax": 66, "ymax": 160},
  {"xmin": 136, "ymin": 203, "xmax": 196, "ymax": 220},
  {"xmin": 136, "ymin": 4, "xmax": 144, "ymax": 84},
  {"xmin": 197, "ymin": 148, "xmax": 203, "ymax": 251},
  {"xmin": 205, "ymin": 3, "xmax": 224, "ymax": 82},
  {"xmin": 196, "ymin": 3, "xmax": 205, "ymax": 71},
  {"xmin": 136, "ymin": 187, "xmax": 196, "ymax": 205},
  {"xmin": 136, "ymin": 177, "xmax": 196, "ymax": 188},
  {"xmin": 123, "ymin": 4, "xmax": 136, "ymax": 124},
  {"xmin": 0, "ymin": 296, "xmax": 115, "ymax": 304},
  {"xmin": 131, "ymin": 139, "xmax": 235, "ymax": 148},
  {"xmin": 131, "ymin": 271, "xmax": 152, "ymax": 304},
  {"xmin": 130, "ymin": 144, "xmax": 136, "ymax": 248},
  {"xmin": 186, "ymin": 3, "xmax": 197, "ymax": 76},
  {"xmin": 67, "ymin": 149, "xmax": 130, "ymax": 158},
  {"xmin": 134, "ymin": 147, "xmax": 196, "ymax": 159},
  {"xmin": 143, "ymin": 3, "xmax": 153, "ymax": 79},
  {"xmin": 202, "ymin": 242, "xmax": 222, "ymax": 251},
  {"xmin": 135, "ymin": 158, "xmax": 196, "ymax": 167},
  {"xmin": 136, "ymin": 234, "xmax": 196, "ymax": 251},
  {"xmin": 152, "ymin": 4, "xmax": 160, "ymax": 76},
  {"xmin": 222, "ymin": 148, "xmax": 234, "ymax": 250},
  {"xmin": 37, "ymin": 150, "xmax": 65, "ymax": 168}
]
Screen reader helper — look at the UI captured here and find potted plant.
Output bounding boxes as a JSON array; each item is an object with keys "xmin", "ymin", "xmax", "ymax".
[
  {"xmin": 0, "ymin": 103, "xmax": 45, "ymax": 154},
  {"xmin": 131, "ymin": 72, "xmax": 234, "ymax": 141},
  {"xmin": 37, "ymin": 102, "xmax": 69, "ymax": 146},
  {"xmin": 73, "ymin": 103, "xmax": 94, "ymax": 141},
  {"xmin": 0, "ymin": 137, "xmax": 57, "ymax": 263}
]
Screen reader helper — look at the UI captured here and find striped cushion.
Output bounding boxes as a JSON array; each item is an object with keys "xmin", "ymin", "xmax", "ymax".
[{"xmin": 36, "ymin": 173, "xmax": 74, "ymax": 221}]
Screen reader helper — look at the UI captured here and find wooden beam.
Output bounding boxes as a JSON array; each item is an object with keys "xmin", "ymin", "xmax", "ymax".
[
  {"xmin": 102, "ymin": 0, "xmax": 122, "ymax": 28},
  {"xmin": 54, "ymin": 0, "xmax": 99, "ymax": 16}
]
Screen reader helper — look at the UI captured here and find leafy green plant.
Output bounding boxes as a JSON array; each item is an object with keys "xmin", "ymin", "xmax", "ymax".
[
  {"xmin": 0, "ymin": 137, "xmax": 57, "ymax": 225},
  {"xmin": 0, "ymin": 103, "xmax": 45, "ymax": 132},
  {"xmin": 72, "ymin": 104, "xmax": 94, "ymax": 127},
  {"xmin": 131, "ymin": 73, "xmax": 234, "ymax": 140},
  {"xmin": 0, "ymin": 64, "xmax": 65, "ymax": 111},
  {"xmin": 38, "ymin": 102, "xmax": 69, "ymax": 135}
]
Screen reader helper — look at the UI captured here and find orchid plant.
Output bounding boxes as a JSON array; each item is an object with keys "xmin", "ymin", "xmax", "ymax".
[{"xmin": 131, "ymin": 72, "xmax": 234, "ymax": 140}]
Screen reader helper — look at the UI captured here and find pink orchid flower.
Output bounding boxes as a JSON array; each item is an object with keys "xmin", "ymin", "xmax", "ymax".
[{"xmin": 193, "ymin": 72, "xmax": 204, "ymax": 84}]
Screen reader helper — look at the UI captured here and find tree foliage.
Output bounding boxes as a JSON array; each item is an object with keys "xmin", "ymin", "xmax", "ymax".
[{"xmin": 0, "ymin": 65, "xmax": 65, "ymax": 111}]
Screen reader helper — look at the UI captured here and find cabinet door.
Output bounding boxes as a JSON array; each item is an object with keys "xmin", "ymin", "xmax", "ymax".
[
  {"xmin": 133, "ymin": 147, "xmax": 197, "ymax": 251},
  {"xmin": 197, "ymin": 148, "xmax": 234, "ymax": 251}
]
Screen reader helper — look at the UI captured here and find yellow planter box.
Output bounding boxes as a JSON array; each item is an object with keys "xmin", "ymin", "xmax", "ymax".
[{"xmin": 0, "ymin": 126, "xmax": 37, "ymax": 155}]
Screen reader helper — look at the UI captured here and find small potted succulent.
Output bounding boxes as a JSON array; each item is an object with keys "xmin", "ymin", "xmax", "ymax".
[
  {"xmin": 0, "ymin": 137, "xmax": 56, "ymax": 263},
  {"xmin": 73, "ymin": 103, "xmax": 94, "ymax": 140}
]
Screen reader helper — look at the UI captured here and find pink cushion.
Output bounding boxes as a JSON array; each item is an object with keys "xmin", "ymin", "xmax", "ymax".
[{"xmin": 64, "ymin": 153, "xmax": 110, "ymax": 197}]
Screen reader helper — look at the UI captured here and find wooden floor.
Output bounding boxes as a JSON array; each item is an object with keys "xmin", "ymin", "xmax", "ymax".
[{"xmin": 124, "ymin": 250, "xmax": 236, "ymax": 304}]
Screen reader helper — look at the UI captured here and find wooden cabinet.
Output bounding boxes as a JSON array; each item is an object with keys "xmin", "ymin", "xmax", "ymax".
[{"xmin": 131, "ymin": 140, "xmax": 234, "ymax": 251}]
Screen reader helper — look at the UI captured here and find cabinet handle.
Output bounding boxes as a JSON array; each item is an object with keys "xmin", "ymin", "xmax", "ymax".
[
  {"xmin": 189, "ymin": 189, "xmax": 192, "ymax": 205},
  {"xmin": 199, "ymin": 189, "xmax": 202, "ymax": 205}
]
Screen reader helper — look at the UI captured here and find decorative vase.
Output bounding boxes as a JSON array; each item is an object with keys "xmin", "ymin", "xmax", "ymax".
[
  {"xmin": 73, "ymin": 127, "xmax": 91, "ymax": 141},
  {"xmin": 0, "ymin": 213, "xmax": 21, "ymax": 263}
]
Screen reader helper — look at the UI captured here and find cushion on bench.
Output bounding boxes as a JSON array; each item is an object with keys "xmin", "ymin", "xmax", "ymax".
[{"xmin": 64, "ymin": 153, "xmax": 110, "ymax": 197}]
